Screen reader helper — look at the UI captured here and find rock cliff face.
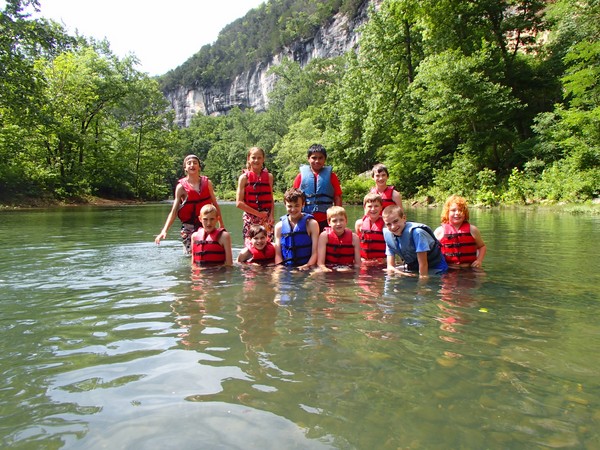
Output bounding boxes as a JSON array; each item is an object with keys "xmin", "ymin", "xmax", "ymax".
[{"xmin": 165, "ymin": 1, "xmax": 374, "ymax": 127}]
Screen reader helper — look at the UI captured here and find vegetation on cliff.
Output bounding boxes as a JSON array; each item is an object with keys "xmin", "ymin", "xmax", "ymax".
[
  {"xmin": 1, "ymin": 0, "xmax": 598, "ymax": 207},
  {"xmin": 160, "ymin": 0, "xmax": 364, "ymax": 91}
]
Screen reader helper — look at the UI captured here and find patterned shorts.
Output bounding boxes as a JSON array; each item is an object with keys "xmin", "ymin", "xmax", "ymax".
[
  {"xmin": 242, "ymin": 212, "xmax": 274, "ymax": 247},
  {"xmin": 181, "ymin": 223, "xmax": 196, "ymax": 255}
]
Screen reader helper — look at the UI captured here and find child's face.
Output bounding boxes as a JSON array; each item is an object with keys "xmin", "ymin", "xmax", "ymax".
[
  {"xmin": 383, "ymin": 211, "xmax": 406, "ymax": 236},
  {"xmin": 328, "ymin": 214, "xmax": 347, "ymax": 235},
  {"xmin": 185, "ymin": 158, "xmax": 200, "ymax": 174},
  {"xmin": 200, "ymin": 211, "xmax": 218, "ymax": 231},
  {"xmin": 248, "ymin": 150, "xmax": 264, "ymax": 171},
  {"xmin": 285, "ymin": 199, "xmax": 304, "ymax": 220},
  {"xmin": 448, "ymin": 203, "xmax": 465, "ymax": 226},
  {"xmin": 251, "ymin": 232, "xmax": 267, "ymax": 250},
  {"xmin": 364, "ymin": 200, "xmax": 382, "ymax": 218},
  {"xmin": 307, "ymin": 152, "xmax": 326, "ymax": 173},
  {"xmin": 373, "ymin": 170, "xmax": 388, "ymax": 186}
]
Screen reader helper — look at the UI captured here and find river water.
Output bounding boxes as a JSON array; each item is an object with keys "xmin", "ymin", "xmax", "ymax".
[{"xmin": 0, "ymin": 203, "xmax": 598, "ymax": 449}]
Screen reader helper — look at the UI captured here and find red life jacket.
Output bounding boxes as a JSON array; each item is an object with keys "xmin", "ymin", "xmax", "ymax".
[
  {"xmin": 192, "ymin": 228, "xmax": 226, "ymax": 266},
  {"xmin": 247, "ymin": 242, "xmax": 276, "ymax": 265},
  {"xmin": 359, "ymin": 215, "xmax": 386, "ymax": 260},
  {"xmin": 325, "ymin": 228, "xmax": 355, "ymax": 265},
  {"xmin": 439, "ymin": 222, "xmax": 478, "ymax": 265},
  {"xmin": 370, "ymin": 185, "xmax": 395, "ymax": 209},
  {"xmin": 177, "ymin": 176, "xmax": 212, "ymax": 229},
  {"xmin": 244, "ymin": 169, "xmax": 273, "ymax": 212}
]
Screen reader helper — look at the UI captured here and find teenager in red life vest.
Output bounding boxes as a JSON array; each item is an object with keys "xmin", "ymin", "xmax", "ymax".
[
  {"xmin": 370, "ymin": 163, "xmax": 403, "ymax": 211},
  {"xmin": 155, "ymin": 155, "xmax": 224, "ymax": 254}
]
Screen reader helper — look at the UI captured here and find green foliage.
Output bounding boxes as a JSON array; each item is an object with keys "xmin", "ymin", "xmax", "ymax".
[
  {"xmin": 272, "ymin": 117, "xmax": 325, "ymax": 191},
  {"xmin": 407, "ymin": 49, "xmax": 521, "ymax": 173},
  {"xmin": 0, "ymin": 1, "xmax": 176, "ymax": 202},
  {"xmin": 430, "ymin": 152, "xmax": 480, "ymax": 200},
  {"xmin": 340, "ymin": 175, "xmax": 373, "ymax": 204},
  {"xmin": 2, "ymin": 0, "xmax": 600, "ymax": 207}
]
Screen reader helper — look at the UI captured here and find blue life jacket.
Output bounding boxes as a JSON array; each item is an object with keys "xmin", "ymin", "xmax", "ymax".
[
  {"xmin": 299, "ymin": 165, "xmax": 334, "ymax": 214},
  {"xmin": 280, "ymin": 213, "xmax": 314, "ymax": 266},
  {"xmin": 385, "ymin": 222, "xmax": 444, "ymax": 271}
]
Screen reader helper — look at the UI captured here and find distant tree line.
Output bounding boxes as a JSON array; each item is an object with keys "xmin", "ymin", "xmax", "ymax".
[
  {"xmin": 1, "ymin": 0, "xmax": 178, "ymax": 203},
  {"xmin": 179, "ymin": 0, "xmax": 600, "ymax": 205},
  {"xmin": 1, "ymin": 0, "xmax": 598, "ymax": 206}
]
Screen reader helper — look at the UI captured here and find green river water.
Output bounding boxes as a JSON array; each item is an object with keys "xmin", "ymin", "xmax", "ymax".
[{"xmin": 0, "ymin": 203, "xmax": 598, "ymax": 449}]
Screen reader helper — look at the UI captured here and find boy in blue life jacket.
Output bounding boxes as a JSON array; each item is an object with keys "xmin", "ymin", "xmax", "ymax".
[
  {"xmin": 382, "ymin": 205, "xmax": 448, "ymax": 278},
  {"xmin": 293, "ymin": 144, "xmax": 342, "ymax": 232},
  {"xmin": 274, "ymin": 188, "xmax": 320, "ymax": 270}
]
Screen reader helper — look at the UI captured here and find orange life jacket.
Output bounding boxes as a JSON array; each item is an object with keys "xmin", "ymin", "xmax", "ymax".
[
  {"xmin": 192, "ymin": 228, "xmax": 226, "ymax": 266},
  {"xmin": 359, "ymin": 215, "xmax": 386, "ymax": 260},
  {"xmin": 325, "ymin": 228, "xmax": 355, "ymax": 266},
  {"xmin": 370, "ymin": 185, "xmax": 395, "ymax": 209},
  {"xmin": 177, "ymin": 176, "xmax": 212, "ymax": 229},
  {"xmin": 244, "ymin": 168, "xmax": 273, "ymax": 212},
  {"xmin": 247, "ymin": 242, "xmax": 276, "ymax": 265},
  {"xmin": 439, "ymin": 222, "xmax": 478, "ymax": 265}
]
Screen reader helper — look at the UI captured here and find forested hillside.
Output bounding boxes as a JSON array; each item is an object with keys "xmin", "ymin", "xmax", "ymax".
[
  {"xmin": 1, "ymin": 0, "xmax": 598, "ymax": 207},
  {"xmin": 160, "ymin": 0, "xmax": 364, "ymax": 91}
]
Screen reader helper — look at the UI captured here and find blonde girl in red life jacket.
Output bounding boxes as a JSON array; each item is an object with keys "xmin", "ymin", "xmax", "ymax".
[
  {"xmin": 236, "ymin": 147, "xmax": 274, "ymax": 246},
  {"xmin": 237, "ymin": 224, "xmax": 276, "ymax": 265},
  {"xmin": 191, "ymin": 204, "xmax": 233, "ymax": 267},
  {"xmin": 155, "ymin": 155, "xmax": 225, "ymax": 254},
  {"xmin": 434, "ymin": 195, "xmax": 486, "ymax": 269}
]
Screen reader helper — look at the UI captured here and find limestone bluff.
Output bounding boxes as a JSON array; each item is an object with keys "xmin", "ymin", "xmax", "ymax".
[{"xmin": 164, "ymin": 1, "xmax": 375, "ymax": 127}]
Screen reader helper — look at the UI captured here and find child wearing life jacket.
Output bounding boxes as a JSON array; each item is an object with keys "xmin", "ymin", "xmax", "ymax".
[
  {"xmin": 317, "ymin": 206, "xmax": 361, "ymax": 272},
  {"xmin": 292, "ymin": 144, "xmax": 342, "ymax": 232},
  {"xmin": 382, "ymin": 205, "xmax": 447, "ymax": 278},
  {"xmin": 236, "ymin": 147, "xmax": 274, "ymax": 245},
  {"xmin": 155, "ymin": 155, "xmax": 224, "ymax": 254},
  {"xmin": 237, "ymin": 225, "xmax": 276, "ymax": 265},
  {"xmin": 354, "ymin": 193, "xmax": 387, "ymax": 266},
  {"xmin": 274, "ymin": 188, "xmax": 320, "ymax": 270},
  {"xmin": 369, "ymin": 163, "xmax": 403, "ymax": 210},
  {"xmin": 191, "ymin": 204, "xmax": 232, "ymax": 267},
  {"xmin": 434, "ymin": 195, "xmax": 486, "ymax": 269}
]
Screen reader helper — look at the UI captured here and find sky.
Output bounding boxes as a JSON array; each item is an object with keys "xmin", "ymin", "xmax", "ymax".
[{"xmin": 6, "ymin": 0, "xmax": 266, "ymax": 76}]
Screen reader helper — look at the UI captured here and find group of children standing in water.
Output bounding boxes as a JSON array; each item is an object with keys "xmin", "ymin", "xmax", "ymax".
[{"xmin": 155, "ymin": 144, "xmax": 486, "ymax": 277}]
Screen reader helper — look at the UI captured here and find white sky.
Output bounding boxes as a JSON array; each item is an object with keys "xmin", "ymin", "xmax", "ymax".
[{"xmin": 5, "ymin": 0, "xmax": 265, "ymax": 75}]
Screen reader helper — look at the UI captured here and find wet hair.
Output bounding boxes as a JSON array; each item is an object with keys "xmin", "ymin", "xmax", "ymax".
[
  {"xmin": 247, "ymin": 224, "xmax": 267, "ymax": 239},
  {"xmin": 183, "ymin": 154, "xmax": 203, "ymax": 171},
  {"xmin": 283, "ymin": 187, "xmax": 306, "ymax": 204},
  {"xmin": 363, "ymin": 193, "xmax": 383, "ymax": 206},
  {"xmin": 200, "ymin": 204, "xmax": 217, "ymax": 216},
  {"xmin": 246, "ymin": 147, "xmax": 265, "ymax": 170},
  {"xmin": 307, "ymin": 144, "xmax": 327, "ymax": 159},
  {"xmin": 382, "ymin": 205, "xmax": 405, "ymax": 219},
  {"xmin": 440, "ymin": 195, "xmax": 470, "ymax": 224},
  {"xmin": 372, "ymin": 163, "xmax": 389, "ymax": 177},
  {"xmin": 326, "ymin": 206, "xmax": 347, "ymax": 221}
]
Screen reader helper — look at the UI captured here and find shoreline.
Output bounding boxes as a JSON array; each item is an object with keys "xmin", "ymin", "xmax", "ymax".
[
  {"xmin": 2, "ymin": 196, "xmax": 599, "ymax": 215},
  {"xmin": 0, "ymin": 196, "xmax": 145, "ymax": 210}
]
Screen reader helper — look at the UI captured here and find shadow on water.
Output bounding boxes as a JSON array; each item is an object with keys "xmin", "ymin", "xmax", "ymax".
[{"xmin": 0, "ymin": 204, "xmax": 599, "ymax": 449}]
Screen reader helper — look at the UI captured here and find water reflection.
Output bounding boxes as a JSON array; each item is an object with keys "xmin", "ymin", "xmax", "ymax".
[{"xmin": 1, "ymin": 204, "xmax": 599, "ymax": 449}]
